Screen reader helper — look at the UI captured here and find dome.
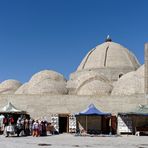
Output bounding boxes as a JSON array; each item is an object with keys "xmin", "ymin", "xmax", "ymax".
[
  {"xmin": 15, "ymin": 70, "xmax": 68, "ymax": 95},
  {"xmin": 29, "ymin": 70, "xmax": 66, "ymax": 86},
  {"xmin": 28, "ymin": 79, "xmax": 67, "ymax": 94},
  {"xmin": 15, "ymin": 83, "xmax": 29, "ymax": 94},
  {"xmin": 0, "ymin": 79, "xmax": 22, "ymax": 94},
  {"xmin": 77, "ymin": 41, "xmax": 140, "ymax": 71},
  {"xmin": 77, "ymin": 80, "xmax": 112, "ymax": 95},
  {"xmin": 111, "ymin": 65, "xmax": 144, "ymax": 96},
  {"xmin": 136, "ymin": 64, "xmax": 144, "ymax": 77},
  {"xmin": 68, "ymin": 39, "xmax": 141, "ymax": 83},
  {"xmin": 67, "ymin": 71, "xmax": 113, "ymax": 95}
]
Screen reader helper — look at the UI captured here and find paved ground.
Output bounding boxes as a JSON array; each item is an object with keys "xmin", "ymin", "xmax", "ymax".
[{"xmin": 0, "ymin": 134, "xmax": 148, "ymax": 148}]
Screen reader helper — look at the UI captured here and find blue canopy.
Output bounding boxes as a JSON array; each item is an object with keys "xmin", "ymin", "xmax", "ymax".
[{"xmin": 75, "ymin": 104, "xmax": 111, "ymax": 116}]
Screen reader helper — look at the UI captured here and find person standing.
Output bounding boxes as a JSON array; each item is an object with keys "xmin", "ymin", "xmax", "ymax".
[{"xmin": 32, "ymin": 120, "xmax": 39, "ymax": 137}]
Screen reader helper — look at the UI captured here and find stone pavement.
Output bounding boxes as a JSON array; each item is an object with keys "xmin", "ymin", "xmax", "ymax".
[{"xmin": 0, "ymin": 134, "xmax": 148, "ymax": 148}]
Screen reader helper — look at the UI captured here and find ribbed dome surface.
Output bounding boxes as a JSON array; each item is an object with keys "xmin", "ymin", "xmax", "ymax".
[{"xmin": 77, "ymin": 42, "xmax": 140, "ymax": 71}]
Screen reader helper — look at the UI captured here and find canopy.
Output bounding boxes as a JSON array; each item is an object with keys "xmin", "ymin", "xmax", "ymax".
[
  {"xmin": 75, "ymin": 104, "xmax": 111, "ymax": 116},
  {"xmin": 118, "ymin": 104, "xmax": 148, "ymax": 116},
  {"xmin": 0, "ymin": 115, "xmax": 4, "ymax": 119},
  {"xmin": 0, "ymin": 102, "xmax": 26, "ymax": 114}
]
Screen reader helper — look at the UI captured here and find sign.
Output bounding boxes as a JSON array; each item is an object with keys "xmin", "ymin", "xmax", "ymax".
[
  {"xmin": 51, "ymin": 114, "xmax": 59, "ymax": 132},
  {"xmin": 117, "ymin": 115, "xmax": 133, "ymax": 133},
  {"xmin": 69, "ymin": 115, "xmax": 76, "ymax": 133}
]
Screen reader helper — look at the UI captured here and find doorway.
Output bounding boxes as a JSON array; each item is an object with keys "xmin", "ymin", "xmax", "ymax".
[
  {"xmin": 59, "ymin": 114, "xmax": 69, "ymax": 133},
  {"xmin": 102, "ymin": 116, "xmax": 110, "ymax": 134}
]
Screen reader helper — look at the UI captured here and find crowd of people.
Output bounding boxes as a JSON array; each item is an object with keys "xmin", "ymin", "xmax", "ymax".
[{"xmin": 1, "ymin": 114, "xmax": 56, "ymax": 137}]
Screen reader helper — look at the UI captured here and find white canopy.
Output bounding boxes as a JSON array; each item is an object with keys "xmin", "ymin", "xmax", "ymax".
[
  {"xmin": 0, "ymin": 102, "xmax": 25, "ymax": 113},
  {"xmin": 0, "ymin": 114, "xmax": 4, "ymax": 119}
]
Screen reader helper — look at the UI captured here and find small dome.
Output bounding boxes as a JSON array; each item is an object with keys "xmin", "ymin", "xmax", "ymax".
[
  {"xmin": 15, "ymin": 70, "xmax": 68, "ymax": 95},
  {"xmin": 29, "ymin": 70, "xmax": 66, "ymax": 85},
  {"xmin": 136, "ymin": 64, "xmax": 144, "ymax": 77},
  {"xmin": 111, "ymin": 65, "xmax": 144, "ymax": 96},
  {"xmin": 77, "ymin": 41, "xmax": 140, "ymax": 71},
  {"xmin": 0, "ymin": 79, "xmax": 22, "ymax": 94},
  {"xmin": 15, "ymin": 83, "xmax": 29, "ymax": 94},
  {"xmin": 77, "ymin": 80, "xmax": 113, "ymax": 95},
  {"xmin": 28, "ymin": 79, "xmax": 67, "ymax": 95},
  {"xmin": 67, "ymin": 71, "xmax": 113, "ymax": 95}
]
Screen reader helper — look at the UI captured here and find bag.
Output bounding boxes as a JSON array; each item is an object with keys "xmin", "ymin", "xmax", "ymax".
[{"xmin": 6, "ymin": 125, "xmax": 14, "ymax": 132}]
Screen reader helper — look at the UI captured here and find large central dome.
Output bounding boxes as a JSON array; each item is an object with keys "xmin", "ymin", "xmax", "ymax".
[
  {"xmin": 77, "ymin": 41, "xmax": 140, "ymax": 71},
  {"xmin": 67, "ymin": 39, "xmax": 141, "ymax": 95}
]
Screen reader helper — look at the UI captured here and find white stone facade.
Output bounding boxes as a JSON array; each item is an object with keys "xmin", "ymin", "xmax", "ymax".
[{"xmin": 0, "ymin": 39, "xmax": 146, "ymax": 118}]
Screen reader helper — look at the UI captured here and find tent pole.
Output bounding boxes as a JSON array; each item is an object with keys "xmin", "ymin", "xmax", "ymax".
[{"xmin": 86, "ymin": 115, "xmax": 87, "ymax": 133}]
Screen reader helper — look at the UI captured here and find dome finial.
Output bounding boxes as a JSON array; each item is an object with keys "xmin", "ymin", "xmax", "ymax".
[{"xmin": 105, "ymin": 35, "xmax": 112, "ymax": 42}]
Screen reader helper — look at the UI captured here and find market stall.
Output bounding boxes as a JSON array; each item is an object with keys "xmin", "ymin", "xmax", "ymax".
[
  {"xmin": 75, "ymin": 104, "xmax": 111, "ymax": 134},
  {"xmin": 117, "ymin": 105, "xmax": 148, "ymax": 135},
  {"xmin": 0, "ymin": 102, "xmax": 29, "ymax": 136}
]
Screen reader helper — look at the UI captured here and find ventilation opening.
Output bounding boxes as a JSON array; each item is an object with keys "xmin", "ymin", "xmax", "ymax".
[{"xmin": 119, "ymin": 73, "xmax": 123, "ymax": 78}]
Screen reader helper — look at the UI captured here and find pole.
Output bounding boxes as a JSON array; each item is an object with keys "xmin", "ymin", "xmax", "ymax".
[
  {"xmin": 86, "ymin": 115, "xmax": 87, "ymax": 133},
  {"xmin": 145, "ymin": 43, "xmax": 148, "ymax": 104},
  {"xmin": 109, "ymin": 116, "xmax": 112, "ymax": 135}
]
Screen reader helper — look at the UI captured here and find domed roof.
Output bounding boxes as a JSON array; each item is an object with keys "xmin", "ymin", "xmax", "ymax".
[
  {"xmin": 67, "ymin": 71, "xmax": 113, "ymax": 95},
  {"xmin": 136, "ymin": 64, "xmax": 144, "ymax": 77},
  {"xmin": 28, "ymin": 79, "xmax": 67, "ymax": 95},
  {"xmin": 77, "ymin": 80, "xmax": 112, "ymax": 95},
  {"xmin": 77, "ymin": 41, "xmax": 140, "ymax": 71},
  {"xmin": 0, "ymin": 79, "xmax": 22, "ymax": 94},
  {"xmin": 15, "ymin": 70, "xmax": 68, "ymax": 95},
  {"xmin": 111, "ymin": 65, "xmax": 144, "ymax": 96},
  {"xmin": 15, "ymin": 83, "xmax": 29, "ymax": 94},
  {"xmin": 29, "ymin": 70, "xmax": 66, "ymax": 85}
]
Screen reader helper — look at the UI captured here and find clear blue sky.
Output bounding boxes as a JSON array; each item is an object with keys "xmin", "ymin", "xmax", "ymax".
[{"xmin": 0, "ymin": 0, "xmax": 147, "ymax": 83}]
